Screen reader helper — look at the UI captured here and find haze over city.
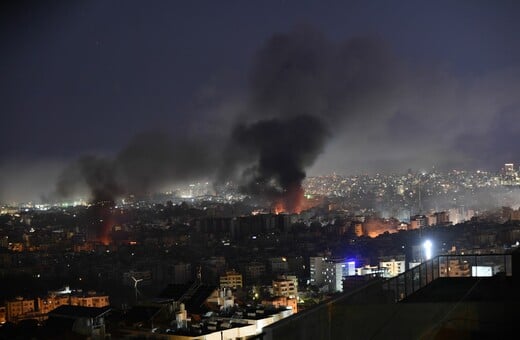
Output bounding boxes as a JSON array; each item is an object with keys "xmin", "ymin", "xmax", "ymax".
[
  {"xmin": 2, "ymin": 2, "xmax": 520, "ymax": 339},
  {"xmin": 1, "ymin": 0, "xmax": 520, "ymax": 205}
]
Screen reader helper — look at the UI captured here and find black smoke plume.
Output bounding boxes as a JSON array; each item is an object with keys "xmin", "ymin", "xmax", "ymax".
[
  {"xmin": 56, "ymin": 25, "xmax": 397, "ymax": 214},
  {"xmin": 230, "ymin": 115, "xmax": 328, "ymax": 212},
  {"xmin": 220, "ymin": 26, "xmax": 396, "ymax": 211}
]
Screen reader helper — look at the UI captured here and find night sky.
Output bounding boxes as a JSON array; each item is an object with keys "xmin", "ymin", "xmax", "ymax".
[{"xmin": 1, "ymin": 0, "xmax": 519, "ymax": 203}]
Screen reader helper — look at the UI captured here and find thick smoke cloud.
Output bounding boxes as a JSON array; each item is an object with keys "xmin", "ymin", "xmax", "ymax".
[
  {"xmin": 249, "ymin": 28, "xmax": 331, "ymax": 119},
  {"xmin": 51, "ymin": 25, "xmax": 520, "ymax": 212},
  {"xmin": 56, "ymin": 131, "xmax": 217, "ymax": 203},
  {"xmin": 56, "ymin": 26, "xmax": 397, "ymax": 210},
  {"xmin": 220, "ymin": 26, "xmax": 397, "ymax": 210},
  {"xmin": 249, "ymin": 28, "xmax": 396, "ymax": 122},
  {"xmin": 229, "ymin": 115, "xmax": 328, "ymax": 212}
]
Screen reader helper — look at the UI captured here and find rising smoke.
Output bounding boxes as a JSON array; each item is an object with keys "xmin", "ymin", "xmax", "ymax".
[
  {"xmin": 57, "ymin": 155, "xmax": 121, "ymax": 203},
  {"xmin": 56, "ymin": 131, "xmax": 217, "ymax": 203},
  {"xmin": 220, "ymin": 26, "xmax": 397, "ymax": 212},
  {"xmin": 228, "ymin": 115, "xmax": 329, "ymax": 212},
  {"xmin": 55, "ymin": 26, "xmax": 403, "ymax": 213},
  {"xmin": 55, "ymin": 131, "xmax": 218, "ymax": 244}
]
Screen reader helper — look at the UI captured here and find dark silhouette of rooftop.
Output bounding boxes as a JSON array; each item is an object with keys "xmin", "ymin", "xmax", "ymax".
[
  {"xmin": 261, "ymin": 249, "xmax": 519, "ymax": 339},
  {"xmin": 402, "ymin": 275, "xmax": 520, "ymax": 303}
]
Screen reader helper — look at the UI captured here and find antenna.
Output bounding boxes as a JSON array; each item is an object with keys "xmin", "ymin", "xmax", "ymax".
[{"xmin": 131, "ymin": 276, "xmax": 143, "ymax": 300}]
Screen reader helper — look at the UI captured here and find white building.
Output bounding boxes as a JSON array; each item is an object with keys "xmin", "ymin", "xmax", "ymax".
[
  {"xmin": 355, "ymin": 265, "xmax": 385, "ymax": 276},
  {"xmin": 379, "ymin": 259, "xmax": 406, "ymax": 278}
]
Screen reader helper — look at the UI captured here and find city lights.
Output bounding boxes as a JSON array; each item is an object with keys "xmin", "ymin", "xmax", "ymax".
[{"xmin": 0, "ymin": 1, "xmax": 517, "ymax": 338}]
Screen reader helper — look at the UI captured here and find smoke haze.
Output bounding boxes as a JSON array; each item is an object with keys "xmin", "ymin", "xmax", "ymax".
[
  {"xmin": 1, "ymin": 22, "xmax": 518, "ymax": 205},
  {"xmin": 55, "ymin": 131, "xmax": 218, "ymax": 203},
  {"xmin": 218, "ymin": 27, "xmax": 402, "ymax": 210},
  {"xmin": 54, "ymin": 26, "xmax": 400, "ymax": 207}
]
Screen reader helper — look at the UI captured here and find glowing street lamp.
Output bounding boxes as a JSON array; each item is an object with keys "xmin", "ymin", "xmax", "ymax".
[{"xmin": 423, "ymin": 240, "xmax": 432, "ymax": 260}]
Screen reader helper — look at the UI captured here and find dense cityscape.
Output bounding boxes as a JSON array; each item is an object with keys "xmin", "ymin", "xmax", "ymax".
[
  {"xmin": 1, "ymin": 164, "xmax": 519, "ymax": 338},
  {"xmin": 2, "ymin": 1, "xmax": 519, "ymax": 338}
]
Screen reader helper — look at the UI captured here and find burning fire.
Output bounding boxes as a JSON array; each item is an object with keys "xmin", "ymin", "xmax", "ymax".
[
  {"xmin": 273, "ymin": 184, "xmax": 305, "ymax": 214},
  {"xmin": 89, "ymin": 201, "xmax": 114, "ymax": 245},
  {"xmin": 99, "ymin": 217, "xmax": 112, "ymax": 246},
  {"xmin": 273, "ymin": 201, "xmax": 285, "ymax": 215}
]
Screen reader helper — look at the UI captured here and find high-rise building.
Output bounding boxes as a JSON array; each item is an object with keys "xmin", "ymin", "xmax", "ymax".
[
  {"xmin": 311, "ymin": 257, "xmax": 354, "ymax": 292},
  {"xmin": 309, "ymin": 256, "xmax": 326, "ymax": 286},
  {"xmin": 501, "ymin": 163, "xmax": 519, "ymax": 185},
  {"xmin": 323, "ymin": 261, "xmax": 344, "ymax": 292},
  {"xmin": 504, "ymin": 163, "xmax": 515, "ymax": 175}
]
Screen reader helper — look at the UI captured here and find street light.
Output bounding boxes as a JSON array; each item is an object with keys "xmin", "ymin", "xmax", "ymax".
[{"xmin": 423, "ymin": 240, "xmax": 432, "ymax": 260}]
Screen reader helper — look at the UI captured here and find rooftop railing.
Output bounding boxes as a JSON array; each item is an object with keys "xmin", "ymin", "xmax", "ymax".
[
  {"xmin": 382, "ymin": 253, "xmax": 513, "ymax": 302},
  {"xmin": 261, "ymin": 251, "xmax": 516, "ymax": 339}
]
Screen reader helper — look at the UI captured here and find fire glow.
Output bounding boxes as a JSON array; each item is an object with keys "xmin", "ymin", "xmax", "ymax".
[
  {"xmin": 89, "ymin": 202, "xmax": 114, "ymax": 246},
  {"xmin": 272, "ymin": 184, "xmax": 305, "ymax": 214}
]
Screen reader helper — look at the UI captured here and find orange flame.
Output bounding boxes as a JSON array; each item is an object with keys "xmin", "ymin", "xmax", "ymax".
[
  {"xmin": 99, "ymin": 216, "xmax": 113, "ymax": 245},
  {"xmin": 272, "ymin": 184, "xmax": 305, "ymax": 214},
  {"xmin": 93, "ymin": 204, "xmax": 114, "ymax": 245},
  {"xmin": 274, "ymin": 202, "xmax": 285, "ymax": 215}
]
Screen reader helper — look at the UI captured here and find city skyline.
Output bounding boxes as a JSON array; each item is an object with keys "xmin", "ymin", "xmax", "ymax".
[{"xmin": 1, "ymin": 0, "xmax": 520, "ymax": 204}]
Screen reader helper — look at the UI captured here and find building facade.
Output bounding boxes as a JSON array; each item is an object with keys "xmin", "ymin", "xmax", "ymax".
[{"xmin": 220, "ymin": 270, "xmax": 243, "ymax": 289}]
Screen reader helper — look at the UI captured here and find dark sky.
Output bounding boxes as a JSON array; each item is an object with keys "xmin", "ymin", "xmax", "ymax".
[{"xmin": 1, "ymin": 0, "xmax": 519, "ymax": 203}]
